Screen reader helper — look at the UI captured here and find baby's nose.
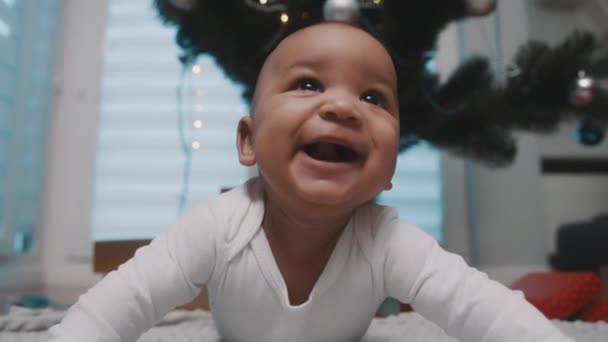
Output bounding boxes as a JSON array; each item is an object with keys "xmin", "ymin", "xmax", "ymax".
[{"xmin": 319, "ymin": 93, "xmax": 361, "ymax": 125}]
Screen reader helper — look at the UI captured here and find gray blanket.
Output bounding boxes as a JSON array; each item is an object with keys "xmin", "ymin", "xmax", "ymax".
[{"xmin": 1, "ymin": 307, "xmax": 607, "ymax": 342}]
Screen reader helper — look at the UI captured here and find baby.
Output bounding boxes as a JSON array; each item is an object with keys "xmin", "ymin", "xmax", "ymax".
[{"xmin": 50, "ymin": 23, "xmax": 573, "ymax": 342}]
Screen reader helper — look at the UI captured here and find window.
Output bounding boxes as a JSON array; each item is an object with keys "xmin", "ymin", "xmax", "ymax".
[
  {"xmin": 92, "ymin": 0, "xmax": 442, "ymax": 242},
  {"xmin": 377, "ymin": 144, "xmax": 443, "ymax": 242},
  {"xmin": 91, "ymin": 0, "xmax": 250, "ymax": 241},
  {"xmin": 0, "ymin": 0, "xmax": 61, "ymax": 256}
]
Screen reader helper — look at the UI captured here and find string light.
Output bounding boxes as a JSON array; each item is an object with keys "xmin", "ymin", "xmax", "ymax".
[
  {"xmin": 244, "ymin": 0, "xmax": 289, "ymax": 51},
  {"xmin": 191, "ymin": 140, "xmax": 201, "ymax": 150},
  {"xmin": 177, "ymin": 64, "xmax": 192, "ymax": 215},
  {"xmin": 193, "ymin": 119, "xmax": 203, "ymax": 128},
  {"xmin": 577, "ymin": 71, "xmax": 594, "ymax": 89},
  {"xmin": 191, "ymin": 65, "xmax": 201, "ymax": 74},
  {"xmin": 245, "ymin": 0, "xmax": 285, "ymax": 12},
  {"xmin": 359, "ymin": 0, "xmax": 383, "ymax": 8}
]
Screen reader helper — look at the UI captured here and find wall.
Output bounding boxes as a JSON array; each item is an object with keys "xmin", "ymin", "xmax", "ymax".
[
  {"xmin": 437, "ymin": 25, "xmax": 474, "ymax": 261},
  {"xmin": 0, "ymin": 256, "xmax": 42, "ymax": 289},
  {"xmin": 39, "ymin": 0, "xmax": 107, "ymax": 287},
  {"xmin": 539, "ymin": 121, "xmax": 608, "ymax": 255},
  {"xmin": 455, "ymin": 1, "xmax": 548, "ymax": 274},
  {"xmin": 527, "ymin": 0, "xmax": 608, "ymax": 257},
  {"xmin": 457, "ymin": 0, "xmax": 608, "ymax": 284}
]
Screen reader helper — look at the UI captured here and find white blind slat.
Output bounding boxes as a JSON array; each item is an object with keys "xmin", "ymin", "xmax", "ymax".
[
  {"xmin": 0, "ymin": 66, "xmax": 16, "ymax": 97},
  {"xmin": 377, "ymin": 144, "xmax": 443, "ymax": 241},
  {"xmin": 0, "ymin": 2, "xmax": 18, "ymax": 36},
  {"xmin": 92, "ymin": 0, "xmax": 250, "ymax": 241},
  {"xmin": 0, "ymin": 42, "xmax": 16, "ymax": 66}
]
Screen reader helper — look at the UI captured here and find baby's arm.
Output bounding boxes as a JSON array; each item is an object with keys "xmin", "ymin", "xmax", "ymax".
[
  {"xmin": 49, "ymin": 204, "xmax": 217, "ymax": 342},
  {"xmin": 383, "ymin": 220, "xmax": 574, "ymax": 342}
]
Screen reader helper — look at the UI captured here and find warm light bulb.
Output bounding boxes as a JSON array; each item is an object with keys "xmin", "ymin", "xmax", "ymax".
[
  {"xmin": 578, "ymin": 77, "xmax": 593, "ymax": 89},
  {"xmin": 372, "ymin": 0, "xmax": 382, "ymax": 5},
  {"xmin": 280, "ymin": 13, "xmax": 289, "ymax": 23},
  {"xmin": 191, "ymin": 65, "xmax": 201, "ymax": 74},
  {"xmin": 259, "ymin": 0, "xmax": 267, "ymax": 4},
  {"xmin": 191, "ymin": 141, "xmax": 201, "ymax": 150},
  {"xmin": 193, "ymin": 119, "xmax": 203, "ymax": 129}
]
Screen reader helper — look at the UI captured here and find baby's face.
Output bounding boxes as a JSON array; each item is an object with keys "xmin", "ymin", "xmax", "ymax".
[{"xmin": 238, "ymin": 23, "xmax": 400, "ymax": 210}]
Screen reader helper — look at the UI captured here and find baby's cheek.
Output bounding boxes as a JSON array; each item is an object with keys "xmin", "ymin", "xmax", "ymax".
[{"xmin": 379, "ymin": 124, "xmax": 400, "ymax": 149}]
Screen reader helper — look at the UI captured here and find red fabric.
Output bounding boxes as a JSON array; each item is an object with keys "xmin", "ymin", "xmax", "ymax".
[
  {"xmin": 580, "ymin": 289, "xmax": 608, "ymax": 322},
  {"xmin": 399, "ymin": 303, "xmax": 413, "ymax": 312},
  {"xmin": 510, "ymin": 272, "xmax": 603, "ymax": 320}
]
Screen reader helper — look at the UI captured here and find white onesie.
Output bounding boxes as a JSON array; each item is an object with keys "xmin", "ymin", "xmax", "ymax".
[{"xmin": 49, "ymin": 177, "xmax": 573, "ymax": 342}]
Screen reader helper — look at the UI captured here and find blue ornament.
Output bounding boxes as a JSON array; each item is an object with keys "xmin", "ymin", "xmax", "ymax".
[
  {"xmin": 576, "ymin": 120, "xmax": 605, "ymax": 146},
  {"xmin": 176, "ymin": 28, "xmax": 194, "ymax": 49}
]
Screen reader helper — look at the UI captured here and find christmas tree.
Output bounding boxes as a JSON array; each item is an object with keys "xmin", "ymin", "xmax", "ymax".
[{"xmin": 155, "ymin": 0, "xmax": 608, "ymax": 167}]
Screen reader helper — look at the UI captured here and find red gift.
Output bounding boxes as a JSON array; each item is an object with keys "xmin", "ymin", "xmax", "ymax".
[
  {"xmin": 580, "ymin": 289, "xmax": 608, "ymax": 322},
  {"xmin": 510, "ymin": 272, "xmax": 603, "ymax": 320}
]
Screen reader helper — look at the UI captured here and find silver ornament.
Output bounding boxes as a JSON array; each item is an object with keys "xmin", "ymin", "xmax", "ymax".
[
  {"xmin": 466, "ymin": 0, "xmax": 497, "ymax": 17},
  {"xmin": 570, "ymin": 71, "xmax": 595, "ymax": 107},
  {"xmin": 323, "ymin": 0, "xmax": 360, "ymax": 23},
  {"xmin": 506, "ymin": 64, "xmax": 521, "ymax": 79},
  {"xmin": 169, "ymin": 0, "xmax": 195, "ymax": 11}
]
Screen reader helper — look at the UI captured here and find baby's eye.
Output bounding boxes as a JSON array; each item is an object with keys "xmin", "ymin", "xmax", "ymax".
[
  {"xmin": 294, "ymin": 78, "xmax": 322, "ymax": 92},
  {"xmin": 360, "ymin": 90, "xmax": 384, "ymax": 107}
]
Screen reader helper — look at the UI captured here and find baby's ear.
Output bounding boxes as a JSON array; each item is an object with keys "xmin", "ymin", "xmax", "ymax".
[
  {"xmin": 383, "ymin": 181, "xmax": 393, "ymax": 191},
  {"xmin": 237, "ymin": 116, "xmax": 256, "ymax": 166}
]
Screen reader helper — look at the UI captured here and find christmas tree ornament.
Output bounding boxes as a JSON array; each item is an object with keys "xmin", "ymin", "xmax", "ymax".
[
  {"xmin": 570, "ymin": 71, "xmax": 596, "ymax": 107},
  {"xmin": 169, "ymin": 0, "xmax": 195, "ymax": 11},
  {"xmin": 466, "ymin": 0, "xmax": 497, "ymax": 16},
  {"xmin": 506, "ymin": 64, "xmax": 521, "ymax": 79},
  {"xmin": 323, "ymin": 0, "xmax": 361, "ymax": 23},
  {"xmin": 576, "ymin": 119, "xmax": 605, "ymax": 146}
]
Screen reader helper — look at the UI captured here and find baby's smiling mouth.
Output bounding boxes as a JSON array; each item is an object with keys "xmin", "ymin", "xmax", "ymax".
[{"xmin": 302, "ymin": 142, "xmax": 360, "ymax": 163}]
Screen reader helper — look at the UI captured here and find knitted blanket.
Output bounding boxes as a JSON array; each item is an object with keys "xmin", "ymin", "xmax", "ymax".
[{"xmin": 1, "ymin": 306, "xmax": 607, "ymax": 342}]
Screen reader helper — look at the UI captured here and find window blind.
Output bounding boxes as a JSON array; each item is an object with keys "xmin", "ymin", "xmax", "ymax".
[
  {"xmin": 377, "ymin": 144, "xmax": 443, "ymax": 242},
  {"xmin": 93, "ymin": 0, "xmax": 442, "ymax": 242},
  {"xmin": 0, "ymin": 0, "xmax": 60, "ymax": 255},
  {"xmin": 92, "ymin": 0, "xmax": 250, "ymax": 241}
]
